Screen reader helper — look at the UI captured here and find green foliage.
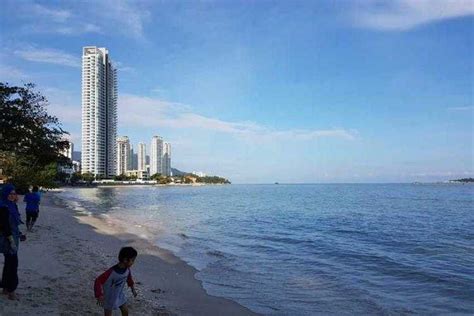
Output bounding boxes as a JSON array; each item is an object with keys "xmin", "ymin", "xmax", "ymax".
[
  {"xmin": 54, "ymin": 170, "xmax": 69, "ymax": 183},
  {"xmin": 114, "ymin": 174, "xmax": 128, "ymax": 181},
  {"xmin": 0, "ymin": 154, "xmax": 59, "ymax": 193},
  {"xmin": 159, "ymin": 176, "xmax": 172, "ymax": 184},
  {"xmin": 0, "ymin": 82, "xmax": 69, "ymax": 191},
  {"xmin": 198, "ymin": 176, "xmax": 231, "ymax": 184},
  {"xmin": 70, "ymin": 172, "xmax": 82, "ymax": 184},
  {"xmin": 113, "ymin": 174, "xmax": 138, "ymax": 181},
  {"xmin": 451, "ymin": 178, "xmax": 474, "ymax": 183},
  {"xmin": 150, "ymin": 173, "xmax": 162, "ymax": 180},
  {"xmin": 81, "ymin": 172, "xmax": 95, "ymax": 184}
]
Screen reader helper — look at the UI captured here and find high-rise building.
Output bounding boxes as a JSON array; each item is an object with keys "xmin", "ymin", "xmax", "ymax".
[
  {"xmin": 116, "ymin": 136, "xmax": 130, "ymax": 176},
  {"xmin": 132, "ymin": 153, "xmax": 138, "ymax": 170},
  {"xmin": 60, "ymin": 141, "xmax": 74, "ymax": 160},
  {"xmin": 163, "ymin": 142, "xmax": 171, "ymax": 176},
  {"xmin": 128, "ymin": 144, "xmax": 134, "ymax": 171},
  {"xmin": 150, "ymin": 136, "xmax": 163, "ymax": 176},
  {"xmin": 81, "ymin": 46, "xmax": 117, "ymax": 178},
  {"xmin": 137, "ymin": 142, "xmax": 147, "ymax": 171}
]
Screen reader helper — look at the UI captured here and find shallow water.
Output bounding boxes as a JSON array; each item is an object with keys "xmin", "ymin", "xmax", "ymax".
[{"xmin": 61, "ymin": 184, "xmax": 474, "ymax": 315}]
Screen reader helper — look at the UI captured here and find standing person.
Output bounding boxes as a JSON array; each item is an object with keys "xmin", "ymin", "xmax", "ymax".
[
  {"xmin": 0, "ymin": 184, "xmax": 22, "ymax": 300},
  {"xmin": 24, "ymin": 186, "xmax": 41, "ymax": 232},
  {"xmin": 94, "ymin": 247, "xmax": 138, "ymax": 316}
]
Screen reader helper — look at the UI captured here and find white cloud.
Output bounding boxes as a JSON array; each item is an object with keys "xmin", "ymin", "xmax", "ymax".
[
  {"xmin": 16, "ymin": 2, "xmax": 101, "ymax": 36},
  {"xmin": 54, "ymin": 23, "xmax": 101, "ymax": 35},
  {"xmin": 16, "ymin": 1, "xmax": 149, "ymax": 39},
  {"xmin": 21, "ymin": 22, "xmax": 102, "ymax": 36},
  {"xmin": 14, "ymin": 47, "xmax": 80, "ymax": 68},
  {"xmin": 32, "ymin": 3, "xmax": 71, "ymax": 22},
  {"xmin": 98, "ymin": 0, "xmax": 150, "ymax": 40},
  {"xmin": 118, "ymin": 94, "xmax": 357, "ymax": 141},
  {"xmin": 114, "ymin": 61, "xmax": 136, "ymax": 73},
  {"xmin": 352, "ymin": 0, "xmax": 474, "ymax": 31}
]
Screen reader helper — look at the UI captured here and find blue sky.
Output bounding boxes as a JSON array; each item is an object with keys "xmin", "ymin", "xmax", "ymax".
[{"xmin": 1, "ymin": 0, "xmax": 473, "ymax": 183}]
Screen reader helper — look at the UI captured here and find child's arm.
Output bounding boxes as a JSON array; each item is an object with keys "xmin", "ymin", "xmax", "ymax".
[
  {"xmin": 94, "ymin": 268, "xmax": 113, "ymax": 303},
  {"xmin": 127, "ymin": 271, "xmax": 138, "ymax": 297}
]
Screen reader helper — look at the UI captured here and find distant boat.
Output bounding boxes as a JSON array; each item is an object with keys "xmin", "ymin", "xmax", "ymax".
[{"xmin": 274, "ymin": 182, "xmax": 279, "ymax": 185}]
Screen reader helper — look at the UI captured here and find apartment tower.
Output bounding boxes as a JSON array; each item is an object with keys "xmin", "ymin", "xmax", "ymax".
[
  {"xmin": 116, "ymin": 136, "xmax": 130, "ymax": 176},
  {"xmin": 81, "ymin": 46, "xmax": 117, "ymax": 178},
  {"xmin": 163, "ymin": 142, "xmax": 171, "ymax": 176},
  {"xmin": 137, "ymin": 142, "xmax": 147, "ymax": 171},
  {"xmin": 150, "ymin": 136, "xmax": 163, "ymax": 176}
]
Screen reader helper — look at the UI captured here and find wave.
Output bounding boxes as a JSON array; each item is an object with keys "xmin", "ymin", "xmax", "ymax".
[
  {"xmin": 178, "ymin": 233, "xmax": 189, "ymax": 239},
  {"xmin": 207, "ymin": 250, "xmax": 227, "ymax": 258}
]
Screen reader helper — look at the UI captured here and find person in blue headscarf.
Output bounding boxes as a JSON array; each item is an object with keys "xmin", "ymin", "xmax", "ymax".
[{"xmin": 0, "ymin": 184, "xmax": 22, "ymax": 300}]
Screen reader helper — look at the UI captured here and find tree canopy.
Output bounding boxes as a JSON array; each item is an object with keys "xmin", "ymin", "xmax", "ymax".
[{"xmin": 0, "ymin": 82, "xmax": 69, "ymax": 191}]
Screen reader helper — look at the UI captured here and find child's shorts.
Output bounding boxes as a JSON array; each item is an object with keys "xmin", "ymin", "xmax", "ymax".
[{"xmin": 26, "ymin": 212, "xmax": 39, "ymax": 222}]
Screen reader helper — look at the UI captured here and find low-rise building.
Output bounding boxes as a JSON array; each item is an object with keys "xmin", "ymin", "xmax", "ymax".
[
  {"xmin": 192, "ymin": 171, "xmax": 207, "ymax": 177},
  {"xmin": 125, "ymin": 169, "xmax": 149, "ymax": 180}
]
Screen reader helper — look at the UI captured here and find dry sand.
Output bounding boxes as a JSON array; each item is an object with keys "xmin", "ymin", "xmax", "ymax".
[{"xmin": 0, "ymin": 192, "xmax": 258, "ymax": 316}]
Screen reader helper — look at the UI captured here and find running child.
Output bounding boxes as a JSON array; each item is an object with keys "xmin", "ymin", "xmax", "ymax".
[
  {"xmin": 94, "ymin": 247, "xmax": 138, "ymax": 316},
  {"xmin": 24, "ymin": 186, "xmax": 40, "ymax": 231}
]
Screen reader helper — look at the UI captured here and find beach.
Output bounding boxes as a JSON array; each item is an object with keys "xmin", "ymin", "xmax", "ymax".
[{"xmin": 0, "ymin": 191, "xmax": 257, "ymax": 316}]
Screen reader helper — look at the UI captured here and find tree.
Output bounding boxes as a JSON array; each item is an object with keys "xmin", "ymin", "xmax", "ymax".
[
  {"xmin": 196, "ymin": 176, "xmax": 231, "ymax": 184},
  {"xmin": 70, "ymin": 172, "xmax": 82, "ymax": 185},
  {"xmin": 114, "ymin": 174, "xmax": 127, "ymax": 181},
  {"xmin": 150, "ymin": 173, "xmax": 162, "ymax": 180},
  {"xmin": 184, "ymin": 176, "xmax": 194, "ymax": 184},
  {"xmin": 81, "ymin": 172, "xmax": 95, "ymax": 184},
  {"xmin": 158, "ymin": 177, "xmax": 172, "ymax": 184},
  {"xmin": 0, "ymin": 82, "xmax": 69, "ymax": 191}
]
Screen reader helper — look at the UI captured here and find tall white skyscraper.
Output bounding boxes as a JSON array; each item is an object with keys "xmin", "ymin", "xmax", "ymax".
[
  {"xmin": 81, "ymin": 46, "xmax": 117, "ymax": 178},
  {"xmin": 150, "ymin": 136, "xmax": 163, "ymax": 176},
  {"xmin": 163, "ymin": 142, "xmax": 171, "ymax": 176},
  {"xmin": 116, "ymin": 136, "xmax": 130, "ymax": 175},
  {"xmin": 137, "ymin": 142, "xmax": 147, "ymax": 171}
]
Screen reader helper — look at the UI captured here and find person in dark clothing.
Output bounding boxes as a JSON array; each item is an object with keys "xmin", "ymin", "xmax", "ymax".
[
  {"xmin": 0, "ymin": 184, "xmax": 22, "ymax": 300},
  {"xmin": 24, "ymin": 186, "xmax": 41, "ymax": 231}
]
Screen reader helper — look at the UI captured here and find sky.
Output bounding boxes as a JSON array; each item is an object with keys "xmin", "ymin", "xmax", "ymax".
[{"xmin": 0, "ymin": 0, "xmax": 473, "ymax": 183}]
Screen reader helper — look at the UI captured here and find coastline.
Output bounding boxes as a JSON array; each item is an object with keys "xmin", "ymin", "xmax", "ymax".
[{"xmin": 0, "ymin": 192, "xmax": 258, "ymax": 315}]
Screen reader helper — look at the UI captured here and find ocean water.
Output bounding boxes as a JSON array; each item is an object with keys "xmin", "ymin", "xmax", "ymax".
[{"xmin": 60, "ymin": 184, "xmax": 474, "ymax": 315}]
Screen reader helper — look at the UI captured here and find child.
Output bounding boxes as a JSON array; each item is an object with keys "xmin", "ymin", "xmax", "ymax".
[
  {"xmin": 94, "ymin": 247, "xmax": 138, "ymax": 316},
  {"xmin": 24, "ymin": 186, "xmax": 41, "ymax": 231}
]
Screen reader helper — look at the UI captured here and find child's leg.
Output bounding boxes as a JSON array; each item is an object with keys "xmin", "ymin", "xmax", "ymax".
[
  {"xmin": 26, "ymin": 214, "xmax": 31, "ymax": 230},
  {"xmin": 119, "ymin": 304, "xmax": 129, "ymax": 316},
  {"xmin": 103, "ymin": 309, "xmax": 113, "ymax": 316},
  {"xmin": 30, "ymin": 214, "xmax": 38, "ymax": 229}
]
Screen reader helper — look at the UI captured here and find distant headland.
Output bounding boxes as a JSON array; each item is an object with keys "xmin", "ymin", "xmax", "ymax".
[{"xmin": 449, "ymin": 178, "xmax": 474, "ymax": 183}]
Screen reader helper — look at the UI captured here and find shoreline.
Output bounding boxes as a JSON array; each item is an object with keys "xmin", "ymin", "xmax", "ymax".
[
  {"xmin": 0, "ymin": 192, "xmax": 258, "ymax": 315},
  {"xmin": 59, "ymin": 183, "xmax": 229, "ymax": 188}
]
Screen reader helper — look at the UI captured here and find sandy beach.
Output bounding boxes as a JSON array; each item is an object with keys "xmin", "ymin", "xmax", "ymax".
[{"xmin": 0, "ymin": 191, "xmax": 258, "ymax": 316}]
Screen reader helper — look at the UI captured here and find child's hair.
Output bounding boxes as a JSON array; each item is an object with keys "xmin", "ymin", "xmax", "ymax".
[
  {"xmin": 32, "ymin": 186, "xmax": 39, "ymax": 192},
  {"xmin": 118, "ymin": 247, "xmax": 138, "ymax": 262}
]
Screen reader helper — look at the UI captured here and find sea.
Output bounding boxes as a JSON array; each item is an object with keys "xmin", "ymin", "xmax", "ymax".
[{"xmin": 60, "ymin": 184, "xmax": 474, "ymax": 315}]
